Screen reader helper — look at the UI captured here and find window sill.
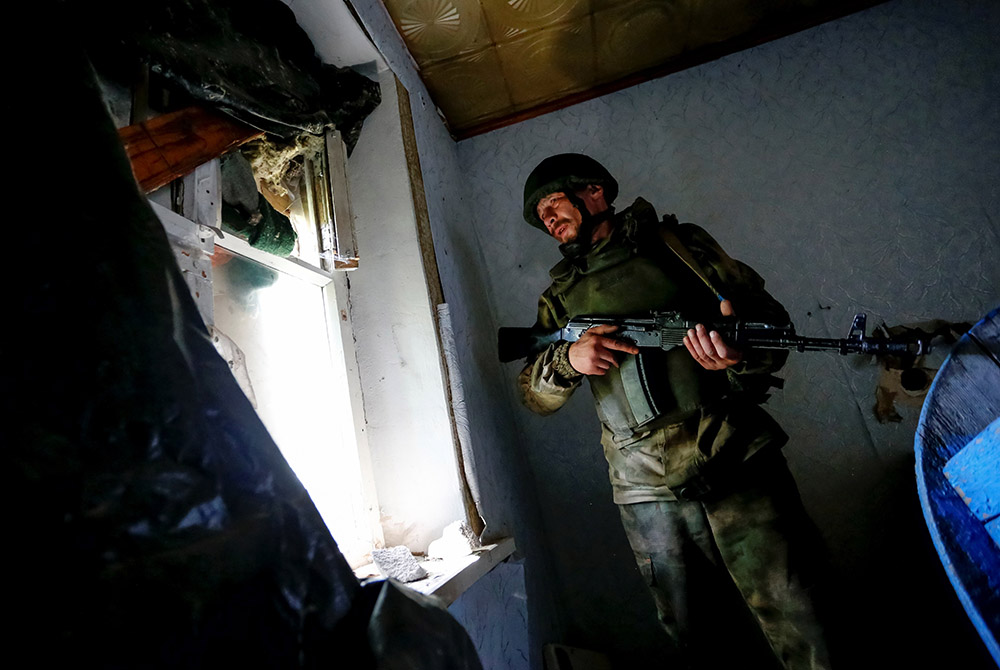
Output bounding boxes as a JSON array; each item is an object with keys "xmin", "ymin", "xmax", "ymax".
[{"xmin": 354, "ymin": 537, "xmax": 516, "ymax": 607}]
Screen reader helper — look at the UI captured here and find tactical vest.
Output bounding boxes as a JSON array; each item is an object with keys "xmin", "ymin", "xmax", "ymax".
[{"xmin": 540, "ymin": 202, "xmax": 730, "ymax": 437}]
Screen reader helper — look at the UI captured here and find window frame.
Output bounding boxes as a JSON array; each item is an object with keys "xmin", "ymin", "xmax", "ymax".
[{"xmin": 153, "ymin": 134, "xmax": 385, "ymax": 568}]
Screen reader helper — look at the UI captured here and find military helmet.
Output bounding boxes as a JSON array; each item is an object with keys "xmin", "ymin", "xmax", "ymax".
[{"xmin": 522, "ymin": 153, "xmax": 619, "ymax": 229}]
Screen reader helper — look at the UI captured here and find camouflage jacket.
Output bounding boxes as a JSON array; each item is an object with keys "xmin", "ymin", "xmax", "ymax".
[{"xmin": 518, "ymin": 198, "xmax": 790, "ymax": 503}]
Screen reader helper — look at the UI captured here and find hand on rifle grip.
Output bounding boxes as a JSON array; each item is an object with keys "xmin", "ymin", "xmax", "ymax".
[
  {"xmin": 568, "ymin": 324, "xmax": 640, "ymax": 376},
  {"xmin": 684, "ymin": 299, "xmax": 743, "ymax": 370}
]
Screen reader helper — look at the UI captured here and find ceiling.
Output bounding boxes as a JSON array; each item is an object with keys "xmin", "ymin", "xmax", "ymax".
[{"xmin": 379, "ymin": 0, "xmax": 884, "ymax": 138}]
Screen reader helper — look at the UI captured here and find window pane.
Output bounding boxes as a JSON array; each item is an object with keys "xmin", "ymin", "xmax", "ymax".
[{"xmin": 212, "ymin": 254, "xmax": 370, "ymax": 563}]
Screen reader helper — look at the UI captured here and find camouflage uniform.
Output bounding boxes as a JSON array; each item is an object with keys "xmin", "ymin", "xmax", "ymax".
[{"xmin": 520, "ymin": 198, "xmax": 831, "ymax": 669}]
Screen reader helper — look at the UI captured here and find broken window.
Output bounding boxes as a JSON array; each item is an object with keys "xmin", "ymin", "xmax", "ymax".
[
  {"xmin": 149, "ymin": 156, "xmax": 376, "ymax": 567},
  {"xmin": 220, "ymin": 130, "xmax": 359, "ymax": 272}
]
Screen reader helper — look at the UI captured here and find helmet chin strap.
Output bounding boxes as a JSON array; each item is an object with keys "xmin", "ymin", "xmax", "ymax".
[{"xmin": 559, "ymin": 193, "xmax": 614, "ymax": 259}]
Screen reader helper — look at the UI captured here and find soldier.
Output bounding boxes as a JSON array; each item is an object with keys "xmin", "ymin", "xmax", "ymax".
[{"xmin": 518, "ymin": 154, "xmax": 832, "ymax": 669}]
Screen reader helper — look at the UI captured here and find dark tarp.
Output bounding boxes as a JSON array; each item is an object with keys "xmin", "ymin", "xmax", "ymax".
[
  {"xmin": 67, "ymin": 0, "xmax": 381, "ymax": 151},
  {"xmin": 6, "ymin": 5, "xmax": 478, "ymax": 668}
]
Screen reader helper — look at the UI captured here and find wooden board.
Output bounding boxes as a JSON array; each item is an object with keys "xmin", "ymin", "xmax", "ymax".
[{"xmin": 119, "ymin": 106, "xmax": 263, "ymax": 193}]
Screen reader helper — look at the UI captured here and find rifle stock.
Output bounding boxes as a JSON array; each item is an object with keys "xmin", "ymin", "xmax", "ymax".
[{"xmin": 497, "ymin": 327, "xmax": 563, "ymax": 364}]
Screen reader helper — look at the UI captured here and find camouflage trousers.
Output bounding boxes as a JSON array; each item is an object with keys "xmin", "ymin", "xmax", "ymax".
[{"xmin": 619, "ymin": 450, "xmax": 832, "ymax": 670}]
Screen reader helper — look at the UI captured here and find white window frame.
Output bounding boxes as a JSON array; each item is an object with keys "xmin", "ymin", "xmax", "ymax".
[{"xmin": 154, "ymin": 131, "xmax": 385, "ymax": 568}]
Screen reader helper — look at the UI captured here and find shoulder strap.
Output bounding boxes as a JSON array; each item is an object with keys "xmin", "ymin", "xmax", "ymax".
[{"xmin": 657, "ymin": 216, "xmax": 727, "ymax": 303}]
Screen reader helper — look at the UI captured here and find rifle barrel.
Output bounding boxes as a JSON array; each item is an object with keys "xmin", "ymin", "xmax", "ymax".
[{"xmin": 739, "ymin": 333, "xmax": 914, "ymax": 355}]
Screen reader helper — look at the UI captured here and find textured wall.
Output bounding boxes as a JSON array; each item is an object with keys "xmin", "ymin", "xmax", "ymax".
[
  {"xmin": 456, "ymin": 0, "xmax": 999, "ymax": 664},
  {"xmin": 449, "ymin": 560, "xmax": 531, "ymax": 670}
]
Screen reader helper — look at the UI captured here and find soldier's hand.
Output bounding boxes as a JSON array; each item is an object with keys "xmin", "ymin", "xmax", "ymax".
[
  {"xmin": 568, "ymin": 324, "xmax": 640, "ymax": 376},
  {"xmin": 684, "ymin": 299, "xmax": 743, "ymax": 370}
]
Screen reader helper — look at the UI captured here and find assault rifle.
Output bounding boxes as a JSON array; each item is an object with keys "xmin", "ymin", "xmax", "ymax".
[{"xmin": 497, "ymin": 312, "xmax": 929, "ymax": 363}]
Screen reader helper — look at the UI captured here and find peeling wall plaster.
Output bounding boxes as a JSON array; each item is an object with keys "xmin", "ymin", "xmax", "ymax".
[{"xmin": 455, "ymin": 0, "xmax": 999, "ymax": 663}]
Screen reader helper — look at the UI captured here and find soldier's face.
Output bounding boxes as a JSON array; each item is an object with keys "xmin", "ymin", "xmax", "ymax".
[{"xmin": 536, "ymin": 192, "xmax": 583, "ymax": 244}]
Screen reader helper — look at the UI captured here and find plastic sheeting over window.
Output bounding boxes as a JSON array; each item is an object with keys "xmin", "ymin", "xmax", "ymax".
[{"xmin": 72, "ymin": 0, "xmax": 381, "ymax": 150}]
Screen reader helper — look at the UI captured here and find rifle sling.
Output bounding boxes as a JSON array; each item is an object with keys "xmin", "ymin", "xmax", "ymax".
[{"xmin": 656, "ymin": 221, "xmax": 727, "ymax": 303}]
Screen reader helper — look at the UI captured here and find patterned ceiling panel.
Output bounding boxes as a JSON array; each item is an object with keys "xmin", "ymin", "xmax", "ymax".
[
  {"xmin": 594, "ymin": 2, "xmax": 687, "ymax": 79},
  {"xmin": 496, "ymin": 16, "xmax": 593, "ymax": 107},
  {"xmin": 380, "ymin": 0, "xmax": 884, "ymax": 137},
  {"xmin": 421, "ymin": 48, "xmax": 513, "ymax": 122}
]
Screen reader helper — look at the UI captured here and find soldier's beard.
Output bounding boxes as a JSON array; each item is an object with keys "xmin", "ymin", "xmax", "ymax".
[{"xmin": 559, "ymin": 203, "xmax": 614, "ymax": 259}]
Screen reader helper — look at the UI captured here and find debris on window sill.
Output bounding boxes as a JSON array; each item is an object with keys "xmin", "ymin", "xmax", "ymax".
[
  {"xmin": 371, "ymin": 545, "xmax": 428, "ymax": 583},
  {"xmin": 354, "ymin": 537, "xmax": 516, "ymax": 607}
]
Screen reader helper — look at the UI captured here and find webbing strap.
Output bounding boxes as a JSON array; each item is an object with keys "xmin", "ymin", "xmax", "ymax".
[{"xmin": 657, "ymin": 223, "xmax": 726, "ymax": 303}]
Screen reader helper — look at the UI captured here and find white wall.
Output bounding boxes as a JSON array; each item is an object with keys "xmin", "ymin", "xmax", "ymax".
[
  {"xmin": 282, "ymin": 0, "xmax": 383, "ymax": 69},
  {"xmin": 455, "ymin": 0, "xmax": 999, "ymax": 664},
  {"xmin": 342, "ymin": 66, "xmax": 467, "ymax": 553}
]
